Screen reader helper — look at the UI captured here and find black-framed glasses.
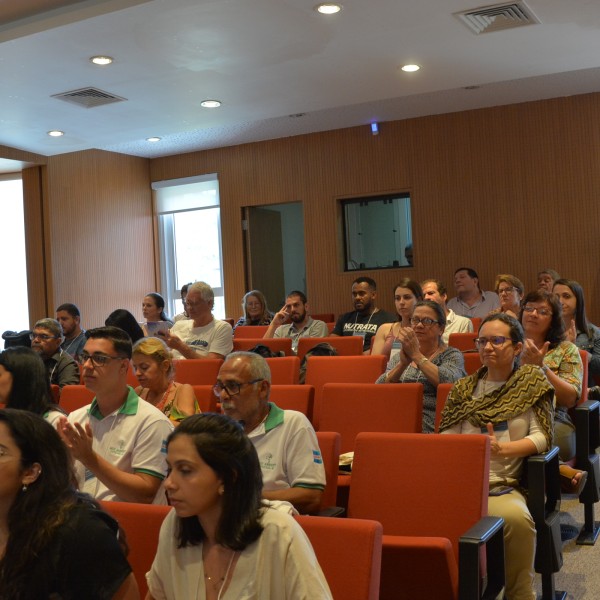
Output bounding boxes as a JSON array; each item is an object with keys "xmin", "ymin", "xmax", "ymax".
[
  {"xmin": 474, "ymin": 336, "xmax": 513, "ymax": 348},
  {"xmin": 523, "ymin": 305, "xmax": 552, "ymax": 317},
  {"xmin": 213, "ymin": 378, "xmax": 264, "ymax": 398},
  {"xmin": 29, "ymin": 332, "xmax": 59, "ymax": 341},
  {"xmin": 410, "ymin": 317, "xmax": 439, "ymax": 327},
  {"xmin": 78, "ymin": 352, "xmax": 127, "ymax": 367}
]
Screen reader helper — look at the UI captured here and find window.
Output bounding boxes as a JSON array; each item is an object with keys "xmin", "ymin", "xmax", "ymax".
[
  {"xmin": 0, "ymin": 175, "xmax": 29, "ymax": 341},
  {"xmin": 152, "ymin": 174, "xmax": 225, "ymax": 318},
  {"xmin": 342, "ymin": 193, "xmax": 412, "ymax": 271}
]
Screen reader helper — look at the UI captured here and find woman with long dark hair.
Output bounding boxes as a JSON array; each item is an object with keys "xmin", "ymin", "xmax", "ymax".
[
  {"xmin": 0, "ymin": 346, "xmax": 64, "ymax": 426},
  {"xmin": 0, "ymin": 409, "xmax": 138, "ymax": 599},
  {"xmin": 146, "ymin": 413, "xmax": 332, "ymax": 599}
]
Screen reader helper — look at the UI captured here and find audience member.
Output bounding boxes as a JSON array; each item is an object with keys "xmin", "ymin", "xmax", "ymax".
[
  {"xmin": 0, "ymin": 409, "xmax": 138, "ymax": 599},
  {"xmin": 537, "ymin": 268, "xmax": 560, "ymax": 293},
  {"xmin": 331, "ymin": 276, "xmax": 395, "ymax": 353},
  {"xmin": 56, "ymin": 302, "xmax": 86, "ymax": 362},
  {"xmin": 490, "ymin": 274, "xmax": 524, "ymax": 318},
  {"xmin": 553, "ymin": 278, "xmax": 600, "ymax": 386},
  {"xmin": 172, "ymin": 282, "xmax": 193, "ymax": 323},
  {"xmin": 371, "ymin": 279, "xmax": 422, "ymax": 359},
  {"xmin": 30, "ymin": 318, "xmax": 79, "ymax": 388},
  {"xmin": 142, "ymin": 292, "xmax": 173, "ymax": 336},
  {"xmin": 58, "ymin": 326, "xmax": 173, "ymax": 503},
  {"xmin": 165, "ymin": 282, "xmax": 233, "ymax": 359},
  {"xmin": 447, "ymin": 267, "xmax": 500, "ymax": 319},
  {"xmin": 105, "ymin": 308, "xmax": 145, "ymax": 344},
  {"xmin": 0, "ymin": 346, "xmax": 65, "ymax": 427},
  {"xmin": 233, "ymin": 290, "xmax": 273, "ymax": 330},
  {"xmin": 420, "ymin": 279, "xmax": 473, "ymax": 343},
  {"xmin": 216, "ymin": 352, "xmax": 325, "ymax": 514},
  {"xmin": 376, "ymin": 300, "xmax": 466, "ymax": 433},
  {"xmin": 440, "ymin": 313, "xmax": 554, "ymax": 600},
  {"xmin": 132, "ymin": 336, "xmax": 199, "ymax": 423},
  {"xmin": 518, "ymin": 291, "xmax": 583, "ymax": 465},
  {"xmin": 146, "ymin": 413, "xmax": 332, "ymax": 599},
  {"xmin": 263, "ymin": 291, "xmax": 328, "ymax": 353}
]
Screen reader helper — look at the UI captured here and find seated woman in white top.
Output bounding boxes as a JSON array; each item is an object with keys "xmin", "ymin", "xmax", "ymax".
[
  {"xmin": 146, "ymin": 413, "xmax": 332, "ymax": 600},
  {"xmin": 440, "ymin": 313, "xmax": 554, "ymax": 600},
  {"xmin": 0, "ymin": 346, "xmax": 65, "ymax": 426}
]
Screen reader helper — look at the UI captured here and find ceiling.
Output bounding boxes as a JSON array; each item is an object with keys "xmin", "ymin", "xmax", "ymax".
[{"xmin": 1, "ymin": 0, "xmax": 600, "ymax": 165}]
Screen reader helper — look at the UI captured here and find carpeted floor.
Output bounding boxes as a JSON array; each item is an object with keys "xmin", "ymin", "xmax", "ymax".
[{"xmin": 535, "ymin": 494, "xmax": 600, "ymax": 599}]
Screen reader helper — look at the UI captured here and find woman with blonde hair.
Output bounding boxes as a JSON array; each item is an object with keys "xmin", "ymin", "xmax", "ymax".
[
  {"xmin": 132, "ymin": 337, "xmax": 199, "ymax": 423},
  {"xmin": 490, "ymin": 274, "xmax": 524, "ymax": 318},
  {"xmin": 233, "ymin": 290, "xmax": 273, "ymax": 330}
]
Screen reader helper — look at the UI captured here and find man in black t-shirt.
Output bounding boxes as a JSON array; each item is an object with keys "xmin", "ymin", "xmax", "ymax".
[{"xmin": 331, "ymin": 276, "xmax": 396, "ymax": 353}]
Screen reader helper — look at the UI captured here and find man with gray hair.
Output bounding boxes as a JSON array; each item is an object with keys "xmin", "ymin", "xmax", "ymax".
[
  {"xmin": 30, "ymin": 318, "xmax": 79, "ymax": 388},
  {"xmin": 215, "ymin": 351, "xmax": 325, "ymax": 514},
  {"xmin": 164, "ymin": 281, "xmax": 233, "ymax": 359}
]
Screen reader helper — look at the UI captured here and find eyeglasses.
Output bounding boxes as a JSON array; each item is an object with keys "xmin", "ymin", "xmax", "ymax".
[
  {"xmin": 497, "ymin": 286, "xmax": 516, "ymax": 295},
  {"xmin": 78, "ymin": 352, "xmax": 127, "ymax": 367},
  {"xmin": 410, "ymin": 317, "xmax": 439, "ymax": 327},
  {"xmin": 29, "ymin": 333, "xmax": 59, "ymax": 341},
  {"xmin": 185, "ymin": 300, "xmax": 204, "ymax": 309},
  {"xmin": 474, "ymin": 336, "xmax": 513, "ymax": 348},
  {"xmin": 523, "ymin": 305, "xmax": 552, "ymax": 317},
  {"xmin": 213, "ymin": 378, "xmax": 264, "ymax": 398}
]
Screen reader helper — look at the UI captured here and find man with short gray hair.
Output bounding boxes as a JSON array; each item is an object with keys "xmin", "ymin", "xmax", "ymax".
[
  {"xmin": 31, "ymin": 318, "xmax": 79, "ymax": 388},
  {"xmin": 216, "ymin": 351, "xmax": 325, "ymax": 514},
  {"xmin": 164, "ymin": 281, "xmax": 233, "ymax": 359}
]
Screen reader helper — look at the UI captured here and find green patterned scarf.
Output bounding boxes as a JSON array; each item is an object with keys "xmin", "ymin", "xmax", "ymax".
[{"xmin": 439, "ymin": 364, "xmax": 554, "ymax": 449}]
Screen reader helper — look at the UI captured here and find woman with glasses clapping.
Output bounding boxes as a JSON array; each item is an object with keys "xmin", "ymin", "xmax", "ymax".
[
  {"xmin": 376, "ymin": 300, "xmax": 466, "ymax": 432},
  {"xmin": 518, "ymin": 290, "xmax": 585, "ymax": 493}
]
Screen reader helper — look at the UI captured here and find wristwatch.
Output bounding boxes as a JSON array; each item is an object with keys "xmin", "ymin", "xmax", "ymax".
[{"xmin": 541, "ymin": 365, "xmax": 550, "ymax": 375}]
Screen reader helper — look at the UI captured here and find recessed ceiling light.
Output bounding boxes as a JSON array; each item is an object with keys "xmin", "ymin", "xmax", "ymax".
[
  {"xmin": 90, "ymin": 56, "xmax": 113, "ymax": 66},
  {"xmin": 146, "ymin": 137, "xmax": 161, "ymax": 142},
  {"xmin": 316, "ymin": 3, "xmax": 342, "ymax": 14},
  {"xmin": 401, "ymin": 64, "xmax": 420, "ymax": 73},
  {"xmin": 201, "ymin": 99, "xmax": 221, "ymax": 108},
  {"xmin": 47, "ymin": 130, "xmax": 64, "ymax": 137}
]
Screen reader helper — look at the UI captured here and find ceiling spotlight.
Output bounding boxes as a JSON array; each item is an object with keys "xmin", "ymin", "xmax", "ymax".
[
  {"xmin": 146, "ymin": 137, "xmax": 161, "ymax": 142},
  {"xmin": 47, "ymin": 130, "xmax": 64, "ymax": 137},
  {"xmin": 316, "ymin": 3, "xmax": 342, "ymax": 14},
  {"xmin": 401, "ymin": 64, "xmax": 420, "ymax": 73},
  {"xmin": 201, "ymin": 99, "xmax": 221, "ymax": 108},
  {"xmin": 90, "ymin": 56, "xmax": 113, "ymax": 66}
]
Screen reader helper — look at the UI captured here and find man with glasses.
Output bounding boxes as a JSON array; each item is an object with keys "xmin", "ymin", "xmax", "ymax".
[
  {"xmin": 421, "ymin": 279, "xmax": 473, "ymax": 343},
  {"xmin": 447, "ymin": 267, "xmax": 500, "ymax": 319},
  {"xmin": 30, "ymin": 318, "xmax": 79, "ymax": 388},
  {"xmin": 216, "ymin": 352, "xmax": 325, "ymax": 514},
  {"xmin": 57, "ymin": 326, "xmax": 173, "ymax": 504},
  {"xmin": 164, "ymin": 281, "xmax": 232, "ymax": 359}
]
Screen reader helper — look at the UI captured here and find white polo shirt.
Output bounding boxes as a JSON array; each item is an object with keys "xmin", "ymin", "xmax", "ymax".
[
  {"xmin": 248, "ymin": 403, "xmax": 325, "ymax": 492},
  {"xmin": 68, "ymin": 387, "xmax": 173, "ymax": 504}
]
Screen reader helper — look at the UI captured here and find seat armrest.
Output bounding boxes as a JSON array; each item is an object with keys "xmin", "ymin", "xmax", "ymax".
[
  {"xmin": 458, "ymin": 515, "xmax": 505, "ymax": 600},
  {"xmin": 317, "ymin": 506, "xmax": 345, "ymax": 517},
  {"xmin": 526, "ymin": 446, "xmax": 561, "ymax": 521},
  {"xmin": 575, "ymin": 400, "xmax": 600, "ymax": 458}
]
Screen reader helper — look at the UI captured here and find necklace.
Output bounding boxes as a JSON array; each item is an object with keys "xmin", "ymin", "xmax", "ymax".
[
  {"xmin": 63, "ymin": 331, "xmax": 84, "ymax": 356},
  {"xmin": 202, "ymin": 549, "xmax": 237, "ymax": 600}
]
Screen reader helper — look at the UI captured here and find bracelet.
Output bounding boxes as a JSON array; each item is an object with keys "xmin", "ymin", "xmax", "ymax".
[
  {"xmin": 417, "ymin": 357, "xmax": 429, "ymax": 368},
  {"xmin": 541, "ymin": 364, "xmax": 550, "ymax": 374}
]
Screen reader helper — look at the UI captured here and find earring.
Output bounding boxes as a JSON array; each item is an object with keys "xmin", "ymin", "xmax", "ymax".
[
  {"xmin": 219, "ymin": 486, "xmax": 225, "ymax": 495},
  {"xmin": 22, "ymin": 484, "xmax": 28, "ymax": 493}
]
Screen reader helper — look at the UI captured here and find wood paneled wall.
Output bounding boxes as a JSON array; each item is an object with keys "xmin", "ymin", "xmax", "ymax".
[
  {"xmin": 25, "ymin": 149, "xmax": 155, "ymax": 328},
  {"xmin": 150, "ymin": 92, "xmax": 600, "ymax": 323}
]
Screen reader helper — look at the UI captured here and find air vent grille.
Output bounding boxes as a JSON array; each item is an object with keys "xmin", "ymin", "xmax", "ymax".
[
  {"xmin": 51, "ymin": 87, "xmax": 126, "ymax": 108},
  {"xmin": 454, "ymin": 1, "xmax": 540, "ymax": 34}
]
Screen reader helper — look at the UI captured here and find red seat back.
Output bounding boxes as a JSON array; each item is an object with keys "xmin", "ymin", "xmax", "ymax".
[
  {"xmin": 60, "ymin": 385, "xmax": 94, "ymax": 413},
  {"xmin": 233, "ymin": 337, "xmax": 293, "ymax": 356},
  {"xmin": 448, "ymin": 332, "xmax": 477, "ymax": 352},
  {"xmin": 270, "ymin": 385, "xmax": 314, "ymax": 422},
  {"xmin": 265, "ymin": 356, "xmax": 300, "ymax": 384},
  {"xmin": 173, "ymin": 358, "xmax": 223, "ymax": 385},
  {"xmin": 315, "ymin": 430, "xmax": 341, "ymax": 511},
  {"xmin": 435, "ymin": 383, "xmax": 454, "ymax": 433},
  {"xmin": 319, "ymin": 383, "xmax": 423, "ymax": 453},
  {"xmin": 233, "ymin": 325, "xmax": 269, "ymax": 338}
]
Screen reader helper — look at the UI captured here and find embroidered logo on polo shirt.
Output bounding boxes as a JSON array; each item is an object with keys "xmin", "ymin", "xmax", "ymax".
[
  {"xmin": 109, "ymin": 440, "xmax": 127, "ymax": 457},
  {"xmin": 313, "ymin": 450, "xmax": 323, "ymax": 464},
  {"xmin": 260, "ymin": 452, "xmax": 276, "ymax": 471}
]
